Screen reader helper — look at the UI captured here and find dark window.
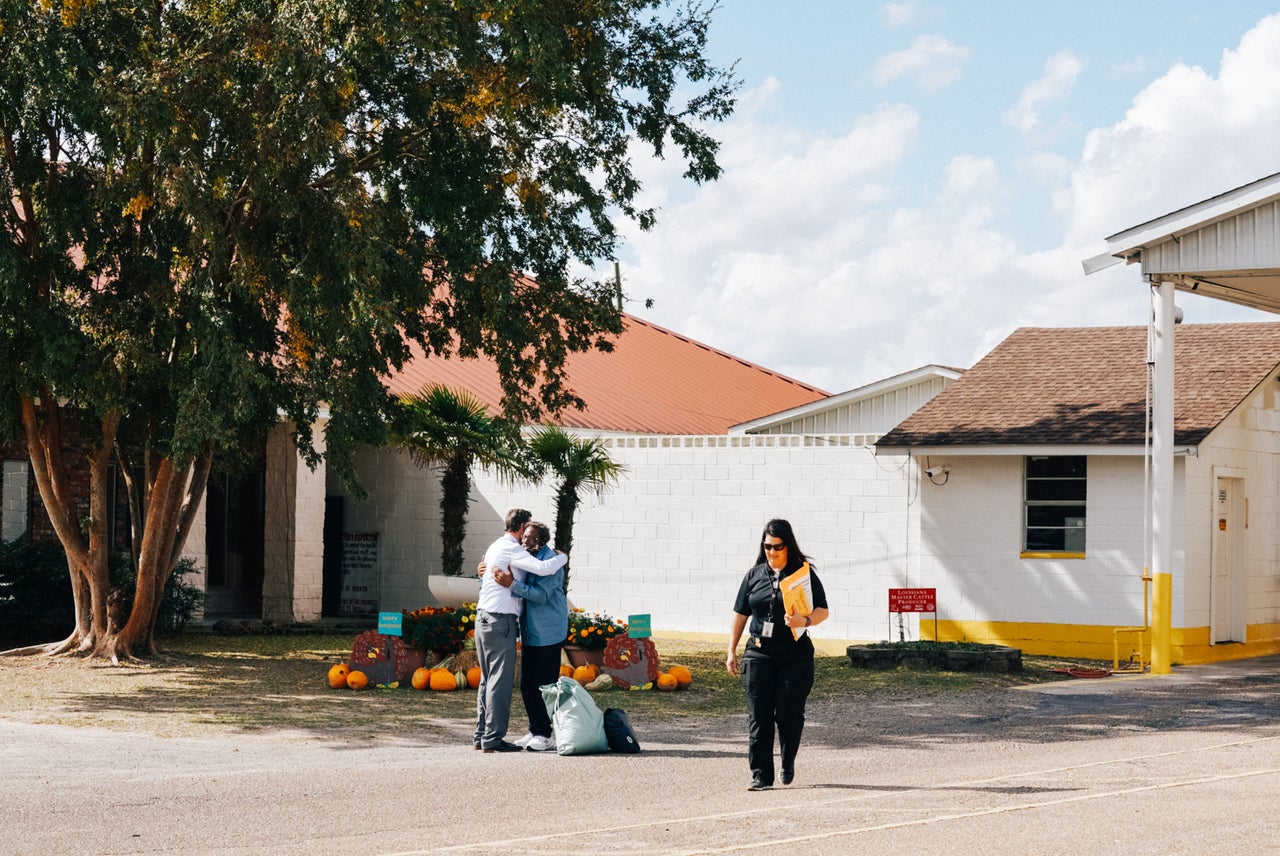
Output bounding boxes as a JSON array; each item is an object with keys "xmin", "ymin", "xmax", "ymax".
[{"xmin": 1024, "ymin": 456, "xmax": 1086, "ymax": 552}]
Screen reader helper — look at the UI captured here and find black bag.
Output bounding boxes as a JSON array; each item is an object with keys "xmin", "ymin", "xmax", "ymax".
[{"xmin": 603, "ymin": 708, "xmax": 641, "ymax": 753}]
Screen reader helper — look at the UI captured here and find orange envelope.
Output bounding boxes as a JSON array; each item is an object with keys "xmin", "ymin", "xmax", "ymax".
[{"xmin": 781, "ymin": 562, "xmax": 814, "ymax": 640}]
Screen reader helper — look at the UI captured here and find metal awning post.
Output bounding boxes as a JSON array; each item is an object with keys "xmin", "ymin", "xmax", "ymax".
[{"xmin": 1150, "ymin": 278, "xmax": 1175, "ymax": 674}]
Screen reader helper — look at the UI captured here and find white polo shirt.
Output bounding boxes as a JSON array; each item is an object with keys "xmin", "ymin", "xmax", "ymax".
[{"xmin": 477, "ymin": 533, "xmax": 567, "ymax": 615}]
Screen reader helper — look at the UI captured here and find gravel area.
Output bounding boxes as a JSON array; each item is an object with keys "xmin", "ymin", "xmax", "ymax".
[{"xmin": 4, "ymin": 654, "xmax": 1280, "ymax": 855}]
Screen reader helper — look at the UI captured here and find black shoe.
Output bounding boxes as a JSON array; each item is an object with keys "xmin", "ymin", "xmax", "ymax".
[
  {"xmin": 780, "ymin": 768, "xmax": 794, "ymax": 785},
  {"xmin": 482, "ymin": 740, "xmax": 523, "ymax": 753},
  {"xmin": 748, "ymin": 777, "xmax": 772, "ymax": 791}
]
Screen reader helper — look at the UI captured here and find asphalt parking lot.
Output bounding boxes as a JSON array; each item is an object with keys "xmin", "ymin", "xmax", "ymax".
[{"xmin": 3, "ymin": 656, "xmax": 1279, "ymax": 855}]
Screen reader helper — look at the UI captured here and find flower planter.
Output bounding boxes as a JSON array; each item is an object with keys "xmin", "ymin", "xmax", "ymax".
[
  {"xmin": 944, "ymin": 646, "xmax": 1021, "ymax": 673},
  {"xmin": 427, "ymin": 575, "xmax": 481, "ymax": 608},
  {"xmin": 846, "ymin": 643, "xmax": 1022, "ymax": 673},
  {"xmin": 562, "ymin": 645, "xmax": 606, "ymax": 670},
  {"xmin": 844, "ymin": 646, "xmax": 901, "ymax": 670},
  {"xmin": 900, "ymin": 649, "xmax": 942, "ymax": 671}
]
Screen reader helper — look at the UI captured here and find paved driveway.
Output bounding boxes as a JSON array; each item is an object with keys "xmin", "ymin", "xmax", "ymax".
[{"xmin": 3, "ymin": 656, "xmax": 1279, "ymax": 855}]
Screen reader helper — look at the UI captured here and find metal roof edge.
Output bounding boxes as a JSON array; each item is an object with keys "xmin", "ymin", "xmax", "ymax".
[
  {"xmin": 728, "ymin": 364, "xmax": 964, "ymax": 434},
  {"xmin": 1104, "ymin": 170, "xmax": 1280, "ymax": 255},
  {"xmin": 873, "ymin": 444, "xmax": 1190, "ymax": 457}
]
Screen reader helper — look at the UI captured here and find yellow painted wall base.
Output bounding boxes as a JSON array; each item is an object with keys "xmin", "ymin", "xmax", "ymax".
[
  {"xmin": 924, "ymin": 620, "xmax": 1280, "ymax": 665},
  {"xmin": 652, "ymin": 624, "xmax": 1280, "ymax": 664}
]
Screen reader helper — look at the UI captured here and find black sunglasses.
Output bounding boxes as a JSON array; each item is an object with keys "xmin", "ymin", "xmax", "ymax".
[{"xmin": 762, "ymin": 542, "xmax": 787, "ymax": 552}]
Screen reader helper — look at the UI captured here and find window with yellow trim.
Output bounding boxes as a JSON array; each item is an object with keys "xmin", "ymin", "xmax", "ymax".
[{"xmin": 1024, "ymin": 455, "xmax": 1086, "ymax": 553}]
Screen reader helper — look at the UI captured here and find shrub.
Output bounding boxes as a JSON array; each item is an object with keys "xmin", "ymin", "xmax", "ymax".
[
  {"xmin": 0, "ymin": 538, "xmax": 74, "ymax": 648},
  {"xmin": 0, "ymin": 540, "xmax": 205, "ymax": 648},
  {"xmin": 111, "ymin": 557, "xmax": 205, "ymax": 632}
]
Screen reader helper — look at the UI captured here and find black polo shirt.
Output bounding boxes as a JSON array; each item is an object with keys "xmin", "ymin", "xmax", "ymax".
[{"xmin": 733, "ymin": 561, "xmax": 828, "ymax": 660}]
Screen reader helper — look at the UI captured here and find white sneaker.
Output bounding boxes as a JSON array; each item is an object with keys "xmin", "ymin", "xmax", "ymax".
[
  {"xmin": 525, "ymin": 734, "xmax": 556, "ymax": 752},
  {"xmin": 512, "ymin": 732, "xmax": 534, "ymax": 748}
]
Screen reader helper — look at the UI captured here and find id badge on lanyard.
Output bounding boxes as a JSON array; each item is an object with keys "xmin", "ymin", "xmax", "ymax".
[{"xmin": 761, "ymin": 571, "xmax": 781, "ymax": 638}]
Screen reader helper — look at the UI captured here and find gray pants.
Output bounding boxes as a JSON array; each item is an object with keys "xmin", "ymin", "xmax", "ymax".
[{"xmin": 473, "ymin": 610, "xmax": 519, "ymax": 748}]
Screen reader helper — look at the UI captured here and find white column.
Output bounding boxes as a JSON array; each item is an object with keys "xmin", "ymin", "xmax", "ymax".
[
  {"xmin": 2, "ymin": 460, "xmax": 30, "ymax": 541},
  {"xmin": 1150, "ymin": 279, "xmax": 1175, "ymax": 674},
  {"xmin": 263, "ymin": 421, "xmax": 327, "ymax": 622}
]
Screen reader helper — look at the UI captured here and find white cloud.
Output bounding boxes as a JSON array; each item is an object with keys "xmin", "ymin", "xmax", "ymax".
[
  {"xmin": 614, "ymin": 13, "xmax": 1280, "ymax": 393},
  {"xmin": 880, "ymin": 2, "xmax": 925, "ymax": 28},
  {"xmin": 1003, "ymin": 51, "xmax": 1084, "ymax": 134},
  {"xmin": 874, "ymin": 35, "xmax": 970, "ymax": 91},
  {"xmin": 1067, "ymin": 13, "xmax": 1280, "ymax": 250}
]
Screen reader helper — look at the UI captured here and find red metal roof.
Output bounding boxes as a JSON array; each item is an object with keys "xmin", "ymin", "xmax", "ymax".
[{"xmin": 385, "ymin": 313, "xmax": 828, "ymax": 435}]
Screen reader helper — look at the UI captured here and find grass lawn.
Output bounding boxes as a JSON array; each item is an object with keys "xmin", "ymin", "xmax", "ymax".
[{"xmin": 0, "ymin": 632, "xmax": 1104, "ymax": 740}]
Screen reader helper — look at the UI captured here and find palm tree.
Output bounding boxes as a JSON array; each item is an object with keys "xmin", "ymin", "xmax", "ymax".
[
  {"xmin": 527, "ymin": 424, "xmax": 627, "ymax": 592},
  {"xmin": 391, "ymin": 386, "xmax": 522, "ymax": 576}
]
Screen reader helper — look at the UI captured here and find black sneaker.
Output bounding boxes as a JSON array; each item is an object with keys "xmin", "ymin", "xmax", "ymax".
[
  {"xmin": 482, "ymin": 740, "xmax": 523, "ymax": 753},
  {"xmin": 780, "ymin": 768, "xmax": 794, "ymax": 785},
  {"xmin": 748, "ymin": 777, "xmax": 772, "ymax": 791}
]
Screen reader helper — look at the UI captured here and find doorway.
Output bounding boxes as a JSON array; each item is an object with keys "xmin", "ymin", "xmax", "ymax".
[
  {"xmin": 1211, "ymin": 475, "xmax": 1246, "ymax": 644},
  {"xmin": 204, "ymin": 470, "xmax": 266, "ymax": 616}
]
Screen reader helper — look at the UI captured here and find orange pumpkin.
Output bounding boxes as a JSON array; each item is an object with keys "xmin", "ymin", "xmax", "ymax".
[
  {"xmin": 656, "ymin": 672, "xmax": 678, "ymax": 692},
  {"xmin": 327, "ymin": 663, "xmax": 350, "ymax": 689},
  {"xmin": 410, "ymin": 667, "xmax": 432, "ymax": 691},
  {"xmin": 467, "ymin": 666, "xmax": 482, "ymax": 688},
  {"xmin": 667, "ymin": 664, "xmax": 693, "ymax": 689},
  {"xmin": 346, "ymin": 669, "xmax": 370, "ymax": 690},
  {"xmin": 572, "ymin": 664, "xmax": 597, "ymax": 685},
  {"xmin": 559, "ymin": 664, "xmax": 575, "ymax": 678},
  {"xmin": 429, "ymin": 668, "xmax": 458, "ymax": 692}
]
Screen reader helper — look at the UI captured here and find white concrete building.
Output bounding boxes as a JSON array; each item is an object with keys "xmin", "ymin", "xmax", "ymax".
[{"xmin": 877, "ymin": 322, "xmax": 1280, "ymax": 664}]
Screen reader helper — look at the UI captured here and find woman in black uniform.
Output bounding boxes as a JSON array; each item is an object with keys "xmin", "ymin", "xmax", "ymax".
[{"xmin": 726, "ymin": 518, "xmax": 829, "ymax": 791}]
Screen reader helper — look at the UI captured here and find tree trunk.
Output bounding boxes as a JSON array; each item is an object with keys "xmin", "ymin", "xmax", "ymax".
[
  {"xmin": 19, "ymin": 392, "xmax": 117, "ymax": 656},
  {"xmin": 17, "ymin": 393, "xmax": 211, "ymax": 661},
  {"xmin": 114, "ymin": 451, "xmax": 208, "ymax": 658},
  {"xmin": 439, "ymin": 452, "xmax": 473, "ymax": 576},
  {"xmin": 554, "ymin": 484, "xmax": 579, "ymax": 593}
]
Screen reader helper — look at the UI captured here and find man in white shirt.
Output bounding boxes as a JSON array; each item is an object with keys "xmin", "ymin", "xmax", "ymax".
[{"xmin": 473, "ymin": 508, "xmax": 567, "ymax": 752}]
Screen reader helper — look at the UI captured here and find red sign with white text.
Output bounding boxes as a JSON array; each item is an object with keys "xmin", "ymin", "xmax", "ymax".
[{"xmin": 889, "ymin": 587, "xmax": 937, "ymax": 613}]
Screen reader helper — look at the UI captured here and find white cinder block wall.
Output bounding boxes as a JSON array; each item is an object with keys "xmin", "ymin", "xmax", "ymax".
[
  {"xmin": 330, "ymin": 446, "xmax": 444, "ymax": 613},
  {"xmin": 917, "ymin": 455, "xmax": 1164, "ymax": 630},
  {"xmin": 343, "ymin": 435, "xmax": 922, "ymax": 645},
  {"xmin": 1188, "ymin": 381, "xmax": 1280, "ymax": 632},
  {"xmin": 329, "ymin": 395, "xmax": 1280, "ymax": 648}
]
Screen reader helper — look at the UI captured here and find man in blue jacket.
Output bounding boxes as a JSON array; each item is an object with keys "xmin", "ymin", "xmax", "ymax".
[{"xmin": 493, "ymin": 520, "xmax": 568, "ymax": 752}]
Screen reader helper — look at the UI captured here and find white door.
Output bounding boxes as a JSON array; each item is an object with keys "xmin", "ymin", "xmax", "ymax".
[{"xmin": 1212, "ymin": 477, "xmax": 1246, "ymax": 644}]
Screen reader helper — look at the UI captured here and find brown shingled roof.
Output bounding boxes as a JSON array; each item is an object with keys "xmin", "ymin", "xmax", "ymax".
[
  {"xmin": 876, "ymin": 322, "xmax": 1280, "ymax": 449},
  {"xmin": 386, "ymin": 313, "xmax": 828, "ymax": 435}
]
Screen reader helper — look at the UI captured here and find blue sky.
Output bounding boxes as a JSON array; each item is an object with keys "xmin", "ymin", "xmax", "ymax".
[{"xmin": 608, "ymin": 2, "xmax": 1280, "ymax": 393}]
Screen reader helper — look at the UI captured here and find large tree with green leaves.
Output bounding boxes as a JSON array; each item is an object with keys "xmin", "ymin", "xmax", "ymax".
[
  {"xmin": 527, "ymin": 423, "xmax": 626, "ymax": 593},
  {"xmin": 0, "ymin": 0, "xmax": 734, "ymax": 660}
]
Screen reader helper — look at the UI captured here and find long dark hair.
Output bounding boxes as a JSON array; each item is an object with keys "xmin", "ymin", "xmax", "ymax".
[{"xmin": 754, "ymin": 518, "xmax": 808, "ymax": 569}]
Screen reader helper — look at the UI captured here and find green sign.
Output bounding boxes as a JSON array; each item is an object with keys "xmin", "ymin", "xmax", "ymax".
[
  {"xmin": 378, "ymin": 611, "xmax": 403, "ymax": 636},
  {"xmin": 627, "ymin": 614, "xmax": 651, "ymax": 638}
]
